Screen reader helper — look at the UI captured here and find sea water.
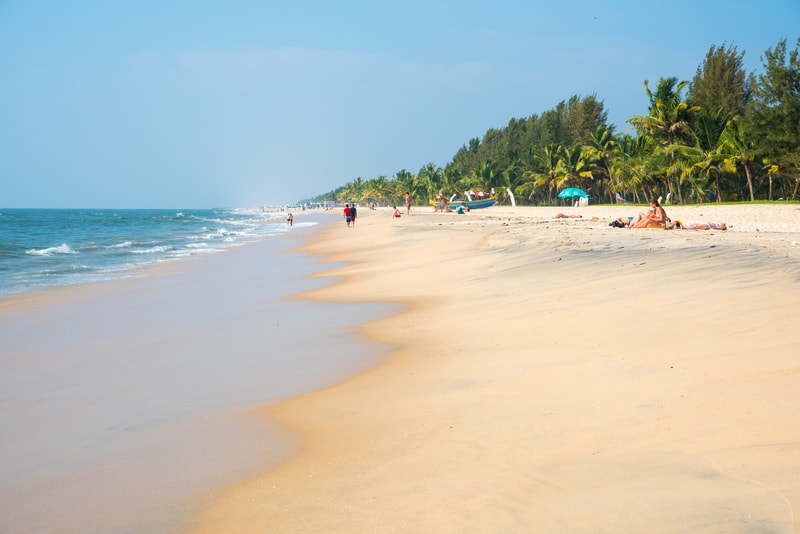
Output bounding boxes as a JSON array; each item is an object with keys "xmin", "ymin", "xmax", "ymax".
[
  {"xmin": 0, "ymin": 208, "xmax": 392, "ymax": 532},
  {"xmin": 0, "ymin": 208, "xmax": 294, "ymax": 296}
]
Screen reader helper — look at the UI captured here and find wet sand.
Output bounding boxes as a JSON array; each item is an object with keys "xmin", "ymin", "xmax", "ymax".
[
  {"xmin": 190, "ymin": 203, "xmax": 800, "ymax": 533},
  {"xmin": 0, "ymin": 212, "xmax": 391, "ymax": 533}
]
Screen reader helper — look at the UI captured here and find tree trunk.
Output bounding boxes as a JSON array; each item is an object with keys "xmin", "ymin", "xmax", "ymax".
[{"xmin": 742, "ymin": 162, "xmax": 755, "ymax": 201}]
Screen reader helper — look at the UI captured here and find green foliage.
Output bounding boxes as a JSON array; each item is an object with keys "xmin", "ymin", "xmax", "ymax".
[
  {"xmin": 690, "ymin": 43, "xmax": 752, "ymax": 122},
  {"xmin": 299, "ymin": 37, "xmax": 800, "ymax": 207}
]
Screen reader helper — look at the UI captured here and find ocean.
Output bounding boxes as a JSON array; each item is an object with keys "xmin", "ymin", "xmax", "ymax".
[
  {"xmin": 0, "ymin": 208, "xmax": 298, "ymax": 296},
  {"xmin": 0, "ymin": 208, "xmax": 391, "ymax": 532}
]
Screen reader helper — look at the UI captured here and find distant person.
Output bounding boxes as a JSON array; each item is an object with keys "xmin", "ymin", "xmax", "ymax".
[
  {"xmin": 349, "ymin": 204, "xmax": 357, "ymax": 226},
  {"xmin": 344, "ymin": 204, "xmax": 351, "ymax": 227},
  {"xmin": 405, "ymin": 192, "xmax": 412, "ymax": 216},
  {"xmin": 393, "ymin": 206, "xmax": 401, "ymax": 218},
  {"xmin": 286, "ymin": 212, "xmax": 293, "ymax": 226},
  {"xmin": 555, "ymin": 213, "xmax": 582, "ymax": 218},
  {"xmin": 435, "ymin": 193, "xmax": 448, "ymax": 212}
]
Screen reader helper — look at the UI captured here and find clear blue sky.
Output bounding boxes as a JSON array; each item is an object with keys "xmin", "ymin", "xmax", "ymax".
[{"xmin": 1, "ymin": 0, "xmax": 798, "ymax": 208}]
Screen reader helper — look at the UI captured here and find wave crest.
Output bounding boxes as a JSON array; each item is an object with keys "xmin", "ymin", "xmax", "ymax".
[{"xmin": 26, "ymin": 243, "xmax": 76, "ymax": 256}]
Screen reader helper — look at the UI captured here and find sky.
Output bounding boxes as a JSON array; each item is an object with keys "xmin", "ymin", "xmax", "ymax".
[{"xmin": 1, "ymin": 1, "xmax": 799, "ymax": 208}]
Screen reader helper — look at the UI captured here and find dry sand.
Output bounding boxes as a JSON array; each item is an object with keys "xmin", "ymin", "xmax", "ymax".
[{"xmin": 189, "ymin": 203, "xmax": 800, "ymax": 533}]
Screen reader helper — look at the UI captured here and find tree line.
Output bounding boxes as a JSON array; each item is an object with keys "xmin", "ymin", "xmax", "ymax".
[{"xmin": 301, "ymin": 37, "xmax": 800, "ymax": 207}]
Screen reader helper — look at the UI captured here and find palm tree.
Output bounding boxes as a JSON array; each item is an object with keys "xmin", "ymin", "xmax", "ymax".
[
  {"xmin": 556, "ymin": 145, "xmax": 594, "ymax": 192},
  {"xmin": 614, "ymin": 134, "xmax": 657, "ymax": 203},
  {"xmin": 418, "ymin": 162, "xmax": 445, "ymax": 202},
  {"xmin": 582, "ymin": 124, "xmax": 620, "ymax": 202},
  {"xmin": 629, "ymin": 77, "xmax": 700, "ymax": 203},
  {"xmin": 678, "ymin": 110, "xmax": 726, "ymax": 202},
  {"xmin": 516, "ymin": 145, "xmax": 564, "ymax": 203},
  {"xmin": 719, "ymin": 116, "xmax": 758, "ymax": 201},
  {"xmin": 350, "ymin": 177, "xmax": 366, "ymax": 203},
  {"xmin": 392, "ymin": 169, "xmax": 421, "ymax": 206},
  {"xmin": 461, "ymin": 160, "xmax": 505, "ymax": 195},
  {"xmin": 364, "ymin": 175, "xmax": 392, "ymax": 205}
]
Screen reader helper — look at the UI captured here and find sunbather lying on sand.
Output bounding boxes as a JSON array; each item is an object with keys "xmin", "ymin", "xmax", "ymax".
[{"xmin": 668, "ymin": 221, "xmax": 727, "ymax": 230}]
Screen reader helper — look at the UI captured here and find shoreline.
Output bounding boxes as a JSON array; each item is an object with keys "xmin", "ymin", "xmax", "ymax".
[
  {"xmin": 0, "ymin": 213, "xmax": 392, "ymax": 533},
  {"xmin": 190, "ymin": 204, "xmax": 800, "ymax": 532}
]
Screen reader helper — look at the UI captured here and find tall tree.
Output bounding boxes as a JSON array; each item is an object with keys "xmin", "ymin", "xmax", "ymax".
[
  {"xmin": 392, "ymin": 169, "xmax": 420, "ymax": 204},
  {"xmin": 562, "ymin": 94, "xmax": 609, "ymax": 145},
  {"xmin": 516, "ymin": 144, "xmax": 564, "ymax": 203},
  {"xmin": 719, "ymin": 116, "xmax": 758, "ymax": 201},
  {"xmin": 629, "ymin": 77, "xmax": 700, "ymax": 202},
  {"xmin": 614, "ymin": 134, "xmax": 658, "ymax": 203},
  {"xmin": 582, "ymin": 124, "xmax": 620, "ymax": 202},
  {"xmin": 681, "ymin": 110, "xmax": 729, "ymax": 202},
  {"xmin": 749, "ymin": 37, "xmax": 800, "ymax": 198},
  {"xmin": 418, "ymin": 162, "xmax": 445, "ymax": 201},
  {"xmin": 689, "ymin": 43, "xmax": 752, "ymax": 122}
]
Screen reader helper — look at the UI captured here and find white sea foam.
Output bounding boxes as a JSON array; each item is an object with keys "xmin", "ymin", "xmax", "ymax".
[
  {"xmin": 26, "ymin": 243, "xmax": 76, "ymax": 256},
  {"xmin": 132, "ymin": 245, "xmax": 173, "ymax": 255},
  {"xmin": 111, "ymin": 241, "xmax": 134, "ymax": 248}
]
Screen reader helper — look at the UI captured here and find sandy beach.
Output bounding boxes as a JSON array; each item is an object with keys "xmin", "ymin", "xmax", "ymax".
[
  {"xmin": 190, "ymin": 203, "xmax": 800, "ymax": 533},
  {"xmin": 0, "ymin": 212, "xmax": 391, "ymax": 533}
]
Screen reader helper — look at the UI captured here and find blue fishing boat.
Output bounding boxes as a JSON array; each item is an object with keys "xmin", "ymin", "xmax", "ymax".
[{"xmin": 447, "ymin": 191, "xmax": 496, "ymax": 210}]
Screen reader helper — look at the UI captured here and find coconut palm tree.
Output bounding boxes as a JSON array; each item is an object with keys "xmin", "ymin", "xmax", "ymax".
[
  {"xmin": 582, "ymin": 124, "xmax": 620, "ymax": 202},
  {"xmin": 629, "ymin": 77, "xmax": 700, "ymax": 203},
  {"xmin": 614, "ymin": 134, "xmax": 658, "ymax": 203},
  {"xmin": 676, "ymin": 110, "xmax": 727, "ymax": 202},
  {"xmin": 516, "ymin": 144, "xmax": 564, "ymax": 203},
  {"xmin": 392, "ymin": 169, "xmax": 421, "ymax": 206},
  {"xmin": 418, "ymin": 162, "xmax": 445, "ymax": 202},
  {"xmin": 719, "ymin": 116, "xmax": 758, "ymax": 201},
  {"xmin": 364, "ymin": 175, "xmax": 392, "ymax": 205}
]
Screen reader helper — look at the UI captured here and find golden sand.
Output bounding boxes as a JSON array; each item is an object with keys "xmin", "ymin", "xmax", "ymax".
[{"xmin": 189, "ymin": 204, "xmax": 800, "ymax": 532}]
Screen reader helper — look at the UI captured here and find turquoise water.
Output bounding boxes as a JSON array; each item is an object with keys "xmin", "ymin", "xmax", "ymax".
[
  {"xmin": 0, "ymin": 208, "xmax": 293, "ymax": 295},
  {"xmin": 0, "ymin": 209, "xmax": 393, "ymax": 532}
]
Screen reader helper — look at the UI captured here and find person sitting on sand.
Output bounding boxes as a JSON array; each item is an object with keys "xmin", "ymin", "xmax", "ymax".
[
  {"xmin": 555, "ymin": 213, "xmax": 582, "ymax": 218},
  {"xmin": 629, "ymin": 198, "xmax": 668, "ymax": 229},
  {"xmin": 669, "ymin": 221, "xmax": 727, "ymax": 230},
  {"xmin": 392, "ymin": 206, "xmax": 401, "ymax": 218}
]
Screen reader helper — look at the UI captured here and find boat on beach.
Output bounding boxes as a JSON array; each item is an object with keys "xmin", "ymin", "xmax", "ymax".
[
  {"xmin": 431, "ymin": 191, "xmax": 497, "ymax": 211},
  {"xmin": 448, "ymin": 198, "xmax": 496, "ymax": 210}
]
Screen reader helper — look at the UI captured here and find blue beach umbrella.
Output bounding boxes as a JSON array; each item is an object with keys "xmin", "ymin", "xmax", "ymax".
[{"xmin": 557, "ymin": 187, "xmax": 588, "ymax": 199}]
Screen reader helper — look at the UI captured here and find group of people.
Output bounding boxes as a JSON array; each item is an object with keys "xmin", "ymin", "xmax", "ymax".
[
  {"xmin": 337, "ymin": 196, "xmax": 727, "ymax": 231},
  {"xmin": 343, "ymin": 193, "xmax": 411, "ymax": 225},
  {"xmin": 343, "ymin": 204, "xmax": 358, "ymax": 227},
  {"xmin": 611, "ymin": 198, "xmax": 727, "ymax": 230}
]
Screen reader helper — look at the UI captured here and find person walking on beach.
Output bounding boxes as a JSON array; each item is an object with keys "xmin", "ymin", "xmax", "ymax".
[
  {"xmin": 343, "ymin": 204, "xmax": 351, "ymax": 227},
  {"xmin": 286, "ymin": 212, "xmax": 293, "ymax": 226},
  {"xmin": 405, "ymin": 192, "xmax": 412, "ymax": 216},
  {"xmin": 349, "ymin": 204, "xmax": 357, "ymax": 227}
]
